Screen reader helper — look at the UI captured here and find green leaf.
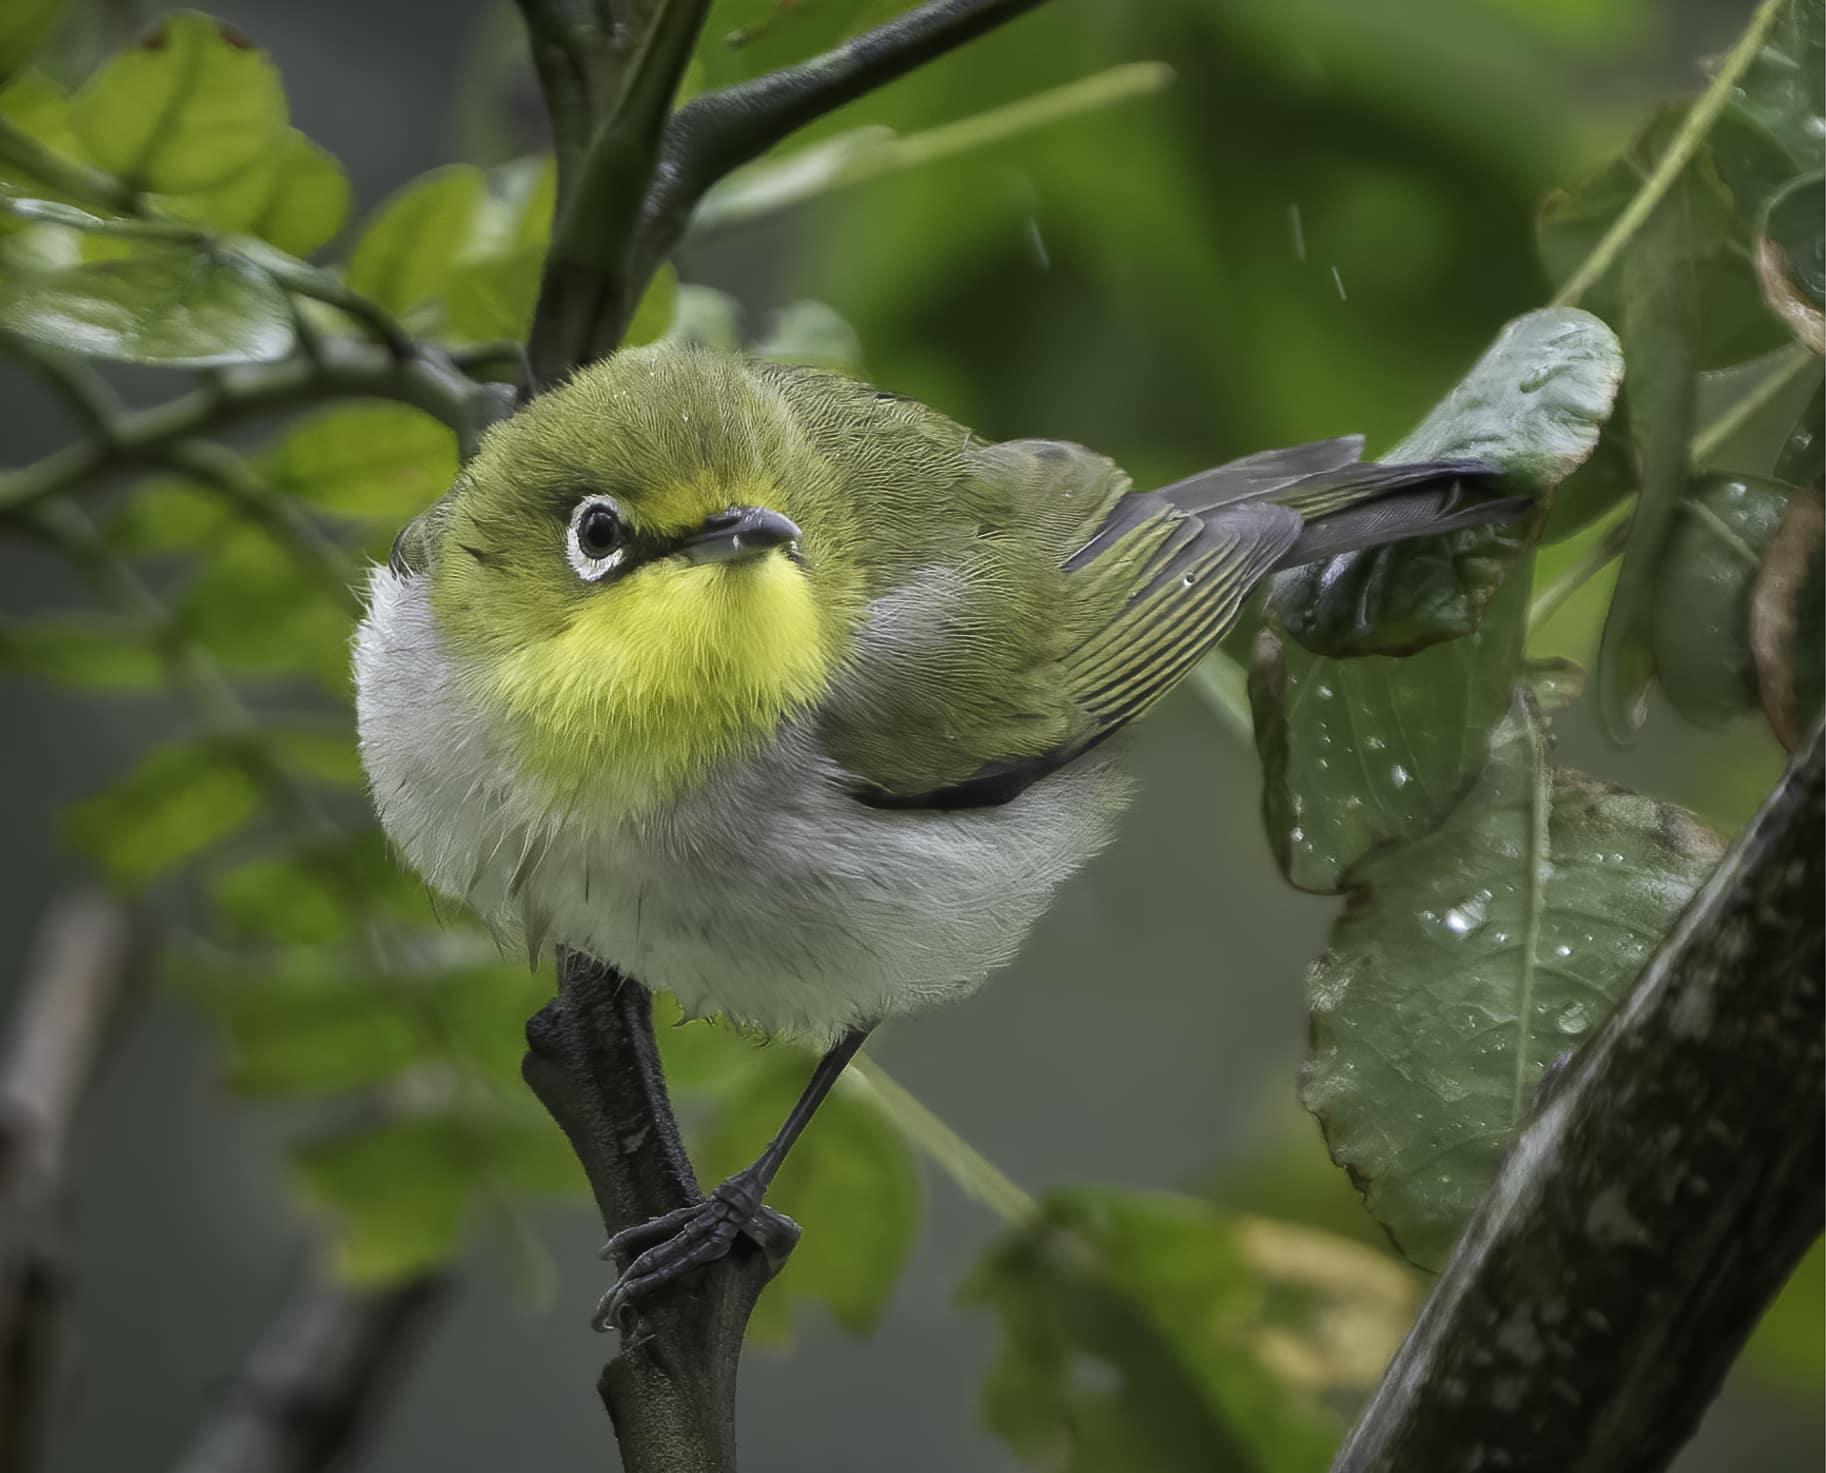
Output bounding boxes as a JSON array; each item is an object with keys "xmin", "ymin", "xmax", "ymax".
[
  {"xmin": 665, "ymin": 284, "xmax": 745, "ymax": 352},
  {"xmin": 1538, "ymin": 409, "xmax": 1632, "ymax": 544},
  {"xmin": 0, "ymin": 613, "xmax": 163, "ymax": 687},
  {"xmin": 175, "ymin": 524, "xmax": 354, "ymax": 689},
  {"xmin": 293, "ymin": 1114, "xmax": 475, "ymax": 1282},
  {"xmin": 213, "ymin": 830, "xmax": 433, "ymax": 945},
  {"xmin": 1733, "ymin": 0, "xmax": 1826, "ymax": 171},
  {"xmin": 1755, "ymin": 172, "xmax": 1825, "ymax": 352},
  {"xmin": 71, "ymin": 11, "xmax": 288, "ymax": 195},
  {"xmin": 966, "ymin": 1190, "xmax": 1358, "ymax": 1473},
  {"xmin": 1537, "ymin": 104, "xmax": 1795, "ymax": 371},
  {"xmin": 0, "ymin": 231, "xmax": 294, "ymax": 365},
  {"xmin": 1252, "ymin": 542, "xmax": 1529, "ymax": 895},
  {"xmin": 294, "ymin": 1106, "xmax": 581, "ymax": 1283},
  {"xmin": 65, "ymin": 741, "xmax": 258, "ymax": 888},
  {"xmin": 1591, "ymin": 171, "xmax": 1710, "ymax": 739},
  {"xmin": 1301, "ymin": 695, "xmax": 1722, "ymax": 1269},
  {"xmin": 1266, "ymin": 307, "xmax": 1620, "ymax": 657},
  {"xmin": 0, "ymin": 0, "xmax": 60, "ymax": 86},
  {"xmin": 264, "ymin": 402, "xmax": 458, "ymax": 522},
  {"xmin": 443, "ymin": 241, "xmax": 543, "ymax": 343},
  {"xmin": 344, "ymin": 163, "xmax": 488, "ymax": 316},
  {"xmin": 184, "ymin": 955, "xmax": 430, "ymax": 1094},
  {"xmin": 159, "ymin": 129, "xmax": 351, "ymax": 258},
  {"xmin": 0, "ymin": 74, "xmax": 80, "ymax": 201},
  {"xmin": 1651, "ymin": 473, "xmax": 1794, "ymax": 726},
  {"xmin": 696, "ymin": 1048, "xmax": 918, "ymax": 1338}
]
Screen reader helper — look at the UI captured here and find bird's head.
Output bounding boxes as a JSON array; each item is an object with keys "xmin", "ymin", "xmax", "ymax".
[{"xmin": 383, "ymin": 347, "xmax": 856, "ymax": 815}]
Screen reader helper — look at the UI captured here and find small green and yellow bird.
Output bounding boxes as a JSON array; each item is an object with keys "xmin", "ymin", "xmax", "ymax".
[{"xmin": 354, "ymin": 344, "xmax": 1518, "ymax": 1323}]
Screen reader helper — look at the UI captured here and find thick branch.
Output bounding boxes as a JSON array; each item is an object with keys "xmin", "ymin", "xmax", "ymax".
[
  {"xmin": 0, "ymin": 897, "xmax": 137, "ymax": 1473},
  {"xmin": 1333, "ymin": 723, "xmax": 1825, "ymax": 1473},
  {"xmin": 521, "ymin": 0, "xmax": 1050, "ymax": 382},
  {"xmin": 524, "ymin": 0, "xmax": 715, "ymax": 386},
  {"xmin": 170, "ymin": 1270, "xmax": 449, "ymax": 1473},
  {"xmin": 521, "ymin": 954, "xmax": 796, "ymax": 1473}
]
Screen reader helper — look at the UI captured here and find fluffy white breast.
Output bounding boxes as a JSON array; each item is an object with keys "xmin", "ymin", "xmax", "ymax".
[{"xmin": 354, "ymin": 566, "xmax": 1132, "ymax": 1043}]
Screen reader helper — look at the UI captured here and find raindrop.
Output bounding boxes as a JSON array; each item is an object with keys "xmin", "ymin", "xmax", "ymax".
[
  {"xmin": 1556, "ymin": 1003, "xmax": 1590, "ymax": 1035},
  {"xmin": 1390, "ymin": 763, "xmax": 1412, "ymax": 789}
]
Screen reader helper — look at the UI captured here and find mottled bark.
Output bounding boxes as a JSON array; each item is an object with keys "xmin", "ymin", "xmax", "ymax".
[{"xmin": 1333, "ymin": 723, "xmax": 1824, "ymax": 1473}]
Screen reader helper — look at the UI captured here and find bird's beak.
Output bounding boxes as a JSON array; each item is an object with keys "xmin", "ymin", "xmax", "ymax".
[{"xmin": 674, "ymin": 506, "xmax": 802, "ymax": 565}]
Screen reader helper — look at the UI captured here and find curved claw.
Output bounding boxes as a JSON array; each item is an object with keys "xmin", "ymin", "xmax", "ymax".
[{"xmin": 590, "ymin": 1170, "xmax": 801, "ymax": 1333}]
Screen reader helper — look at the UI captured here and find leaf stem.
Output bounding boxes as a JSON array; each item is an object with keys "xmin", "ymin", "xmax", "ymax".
[
  {"xmin": 1188, "ymin": 650, "xmax": 1256, "ymax": 745},
  {"xmin": 1527, "ymin": 505, "xmax": 1634, "ymax": 633},
  {"xmin": 0, "ymin": 339, "xmax": 508, "ymax": 517},
  {"xmin": 690, "ymin": 61, "xmax": 1173, "ymax": 236},
  {"xmin": 848, "ymin": 1057, "xmax": 1037, "ymax": 1225},
  {"xmin": 1550, "ymin": 0, "xmax": 1787, "ymax": 307},
  {"xmin": 1690, "ymin": 343, "xmax": 1818, "ymax": 466}
]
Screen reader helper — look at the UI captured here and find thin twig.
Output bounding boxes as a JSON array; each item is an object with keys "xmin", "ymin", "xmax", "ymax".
[
  {"xmin": 0, "ymin": 339, "xmax": 508, "ymax": 518},
  {"xmin": 0, "ymin": 896, "xmax": 137, "ymax": 1473},
  {"xmin": 170, "ymin": 1267, "xmax": 449, "ymax": 1473},
  {"xmin": 1332, "ymin": 724, "xmax": 1824, "ymax": 1473},
  {"xmin": 1551, "ymin": 0, "xmax": 1787, "ymax": 307}
]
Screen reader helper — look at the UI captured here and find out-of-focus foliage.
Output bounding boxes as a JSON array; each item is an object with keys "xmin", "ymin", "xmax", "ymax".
[{"xmin": 0, "ymin": 0, "xmax": 1819, "ymax": 1466}]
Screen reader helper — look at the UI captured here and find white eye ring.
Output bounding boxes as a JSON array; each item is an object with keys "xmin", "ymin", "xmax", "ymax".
[{"xmin": 566, "ymin": 496, "xmax": 627, "ymax": 582}]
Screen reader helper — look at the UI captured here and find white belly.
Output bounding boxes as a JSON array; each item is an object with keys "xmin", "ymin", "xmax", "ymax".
[{"xmin": 354, "ymin": 567, "xmax": 1131, "ymax": 1042}]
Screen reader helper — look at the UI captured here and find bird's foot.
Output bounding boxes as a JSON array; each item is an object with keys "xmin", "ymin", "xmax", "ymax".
[{"xmin": 592, "ymin": 1166, "xmax": 800, "ymax": 1332}]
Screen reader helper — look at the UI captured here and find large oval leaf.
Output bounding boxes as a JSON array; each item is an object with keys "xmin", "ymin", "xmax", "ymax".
[
  {"xmin": 1267, "ymin": 307, "xmax": 1620, "ymax": 657},
  {"xmin": 1300, "ymin": 695, "xmax": 1722, "ymax": 1269},
  {"xmin": 344, "ymin": 164, "xmax": 488, "ymax": 316},
  {"xmin": 71, "ymin": 11, "xmax": 288, "ymax": 195},
  {"xmin": 0, "ymin": 232, "xmax": 293, "ymax": 365}
]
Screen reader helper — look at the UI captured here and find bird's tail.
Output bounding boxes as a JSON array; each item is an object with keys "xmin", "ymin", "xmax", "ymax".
[{"xmin": 1154, "ymin": 435, "xmax": 1529, "ymax": 571}]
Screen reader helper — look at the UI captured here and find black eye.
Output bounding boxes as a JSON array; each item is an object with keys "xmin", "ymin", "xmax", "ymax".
[{"xmin": 577, "ymin": 503, "xmax": 622, "ymax": 559}]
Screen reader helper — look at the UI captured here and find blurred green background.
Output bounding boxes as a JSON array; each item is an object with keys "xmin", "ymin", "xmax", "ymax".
[{"xmin": 1, "ymin": 0, "xmax": 1817, "ymax": 1469}]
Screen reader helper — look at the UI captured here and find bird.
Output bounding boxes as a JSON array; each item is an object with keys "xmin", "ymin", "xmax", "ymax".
[{"xmin": 353, "ymin": 343, "xmax": 1521, "ymax": 1326}]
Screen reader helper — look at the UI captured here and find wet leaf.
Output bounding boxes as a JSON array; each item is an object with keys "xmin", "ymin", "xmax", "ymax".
[
  {"xmin": 72, "ymin": 11, "xmax": 288, "ymax": 196},
  {"xmin": 64, "ymin": 741, "xmax": 258, "ymax": 888},
  {"xmin": 1267, "ymin": 308, "xmax": 1619, "ymax": 657},
  {"xmin": 1301, "ymin": 696, "xmax": 1722, "ymax": 1269},
  {"xmin": 1251, "ymin": 565, "xmax": 1527, "ymax": 895},
  {"xmin": 1731, "ymin": 0, "xmax": 1826, "ymax": 171},
  {"xmin": 1748, "ymin": 486, "xmax": 1825, "ymax": 750},
  {"xmin": 1755, "ymin": 172, "xmax": 1825, "ymax": 354},
  {"xmin": 1776, "ymin": 378, "xmax": 1825, "ymax": 485},
  {"xmin": 1538, "ymin": 104, "xmax": 1795, "ymax": 371},
  {"xmin": 0, "ymin": 234, "xmax": 294, "ymax": 365},
  {"xmin": 696, "ymin": 1047, "xmax": 918, "ymax": 1339},
  {"xmin": 0, "ymin": 613, "xmax": 163, "ymax": 687},
  {"xmin": 966, "ymin": 1190, "xmax": 1353, "ymax": 1473},
  {"xmin": 344, "ymin": 164, "xmax": 488, "ymax": 316},
  {"xmin": 1651, "ymin": 473, "xmax": 1794, "ymax": 726}
]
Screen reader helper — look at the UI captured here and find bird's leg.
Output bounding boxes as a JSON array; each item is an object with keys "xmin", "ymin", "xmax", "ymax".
[{"xmin": 593, "ymin": 1026, "xmax": 872, "ymax": 1331}]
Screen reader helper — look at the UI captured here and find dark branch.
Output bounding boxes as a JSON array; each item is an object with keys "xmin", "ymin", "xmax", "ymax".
[
  {"xmin": 654, "ymin": 0, "xmax": 1048, "ymax": 222},
  {"xmin": 519, "ymin": 0, "xmax": 1052, "ymax": 385},
  {"xmin": 170, "ymin": 1270, "xmax": 449, "ymax": 1473},
  {"xmin": 0, "ymin": 896, "xmax": 136, "ymax": 1473},
  {"xmin": 1333, "ymin": 723, "xmax": 1825, "ymax": 1473},
  {"xmin": 524, "ymin": 0, "xmax": 715, "ymax": 387},
  {"xmin": 521, "ymin": 954, "xmax": 797, "ymax": 1473}
]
